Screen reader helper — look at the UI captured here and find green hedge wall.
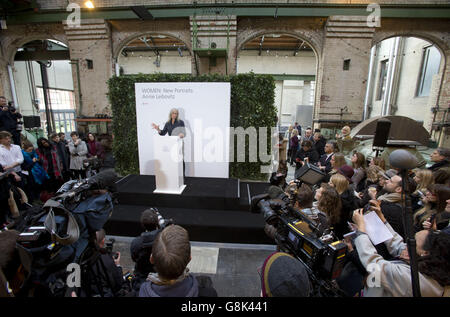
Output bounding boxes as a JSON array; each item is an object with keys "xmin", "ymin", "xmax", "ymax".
[{"xmin": 107, "ymin": 73, "xmax": 276, "ymax": 180}]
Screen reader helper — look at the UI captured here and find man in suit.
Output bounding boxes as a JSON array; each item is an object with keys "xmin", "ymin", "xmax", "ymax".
[
  {"xmin": 313, "ymin": 130, "xmax": 327, "ymax": 157},
  {"xmin": 318, "ymin": 141, "xmax": 336, "ymax": 174}
]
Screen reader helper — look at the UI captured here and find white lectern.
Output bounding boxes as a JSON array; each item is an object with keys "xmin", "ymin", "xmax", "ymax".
[{"xmin": 153, "ymin": 135, "xmax": 186, "ymax": 194}]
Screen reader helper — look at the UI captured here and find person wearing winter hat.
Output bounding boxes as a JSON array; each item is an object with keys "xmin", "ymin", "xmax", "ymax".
[
  {"xmin": 260, "ymin": 252, "xmax": 311, "ymax": 297},
  {"xmin": 338, "ymin": 165, "xmax": 355, "ymax": 184}
]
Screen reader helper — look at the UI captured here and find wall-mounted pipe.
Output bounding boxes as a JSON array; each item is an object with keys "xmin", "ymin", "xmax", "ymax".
[
  {"xmin": 7, "ymin": 64, "xmax": 19, "ymax": 111},
  {"xmin": 363, "ymin": 45, "xmax": 376, "ymax": 121},
  {"xmin": 70, "ymin": 59, "xmax": 83, "ymax": 117}
]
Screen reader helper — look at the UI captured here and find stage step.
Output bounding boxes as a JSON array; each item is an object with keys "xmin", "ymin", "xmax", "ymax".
[
  {"xmin": 104, "ymin": 204, "xmax": 274, "ymax": 245},
  {"xmin": 116, "ymin": 175, "xmax": 271, "ymax": 212}
]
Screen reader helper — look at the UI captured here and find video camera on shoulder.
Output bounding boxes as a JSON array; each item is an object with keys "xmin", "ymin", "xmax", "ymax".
[{"xmin": 251, "ymin": 191, "xmax": 347, "ymax": 288}]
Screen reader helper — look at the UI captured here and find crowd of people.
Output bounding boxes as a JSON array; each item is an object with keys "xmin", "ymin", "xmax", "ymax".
[
  {"xmin": 1, "ymin": 106, "xmax": 450, "ymax": 297},
  {"xmin": 0, "ymin": 98, "xmax": 115, "ymax": 226},
  {"xmin": 274, "ymin": 124, "xmax": 450, "ymax": 297}
]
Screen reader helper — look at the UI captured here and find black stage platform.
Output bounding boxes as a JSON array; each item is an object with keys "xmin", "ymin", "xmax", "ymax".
[{"xmin": 104, "ymin": 175, "xmax": 274, "ymax": 244}]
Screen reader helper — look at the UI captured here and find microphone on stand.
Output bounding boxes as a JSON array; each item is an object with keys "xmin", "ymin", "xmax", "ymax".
[
  {"xmin": 389, "ymin": 149, "xmax": 421, "ymax": 297},
  {"xmin": 389, "ymin": 149, "xmax": 418, "ymax": 171}
]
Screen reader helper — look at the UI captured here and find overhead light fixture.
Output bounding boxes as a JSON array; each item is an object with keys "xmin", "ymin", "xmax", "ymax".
[{"xmin": 85, "ymin": 1, "xmax": 95, "ymax": 9}]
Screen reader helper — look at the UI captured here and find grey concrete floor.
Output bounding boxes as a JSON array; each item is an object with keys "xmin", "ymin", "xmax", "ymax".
[
  {"xmin": 106, "ymin": 164, "xmax": 296, "ymax": 297},
  {"xmin": 109, "ymin": 236, "xmax": 276, "ymax": 297}
]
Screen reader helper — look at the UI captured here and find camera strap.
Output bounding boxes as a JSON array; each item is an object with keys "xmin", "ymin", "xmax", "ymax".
[
  {"xmin": 43, "ymin": 199, "xmax": 80, "ymax": 245},
  {"xmin": 443, "ymin": 286, "xmax": 450, "ymax": 297}
]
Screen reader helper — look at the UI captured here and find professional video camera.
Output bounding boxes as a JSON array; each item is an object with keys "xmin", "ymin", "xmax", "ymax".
[
  {"xmin": 251, "ymin": 190, "xmax": 347, "ymax": 297},
  {"xmin": 11, "ymin": 170, "xmax": 118, "ymax": 297}
]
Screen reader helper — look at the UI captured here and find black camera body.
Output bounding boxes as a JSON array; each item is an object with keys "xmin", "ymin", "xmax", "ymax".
[
  {"xmin": 278, "ymin": 214, "xmax": 347, "ymax": 281},
  {"xmin": 251, "ymin": 193, "xmax": 347, "ymax": 291}
]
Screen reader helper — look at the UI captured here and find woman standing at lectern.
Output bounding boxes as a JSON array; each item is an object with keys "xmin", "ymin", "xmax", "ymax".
[
  {"xmin": 151, "ymin": 108, "xmax": 185, "ymax": 138},
  {"xmin": 151, "ymin": 108, "xmax": 186, "ymax": 176}
]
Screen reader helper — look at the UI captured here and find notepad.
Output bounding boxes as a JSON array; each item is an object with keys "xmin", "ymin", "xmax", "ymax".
[{"xmin": 364, "ymin": 211, "xmax": 393, "ymax": 245}]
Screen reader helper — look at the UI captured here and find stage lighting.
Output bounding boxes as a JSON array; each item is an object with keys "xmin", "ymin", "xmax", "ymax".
[
  {"xmin": 294, "ymin": 162, "xmax": 325, "ymax": 185},
  {"xmin": 85, "ymin": 1, "xmax": 95, "ymax": 9}
]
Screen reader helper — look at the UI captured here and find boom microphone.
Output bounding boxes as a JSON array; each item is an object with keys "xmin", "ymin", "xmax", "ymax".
[
  {"xmin": 86, "ymin": 169, "xmax": 119, "ymax": 191},
  {"xmin": 389, "ymin": 149, "xmax": 418, "ymax": 170}
]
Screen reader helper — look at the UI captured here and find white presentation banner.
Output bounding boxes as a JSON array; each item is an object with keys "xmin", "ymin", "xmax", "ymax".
[{"xmin": 135, "ymin": 82, "xmax": 231, "ymax": 178}]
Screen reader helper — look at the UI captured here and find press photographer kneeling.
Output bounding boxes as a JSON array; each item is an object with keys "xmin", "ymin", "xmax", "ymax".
[{"xmin": 130, "ymin": 208, "xmax": 172, "ymax": 291}]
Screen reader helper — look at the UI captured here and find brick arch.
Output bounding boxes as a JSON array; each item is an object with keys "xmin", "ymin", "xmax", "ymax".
[
  {"xmin": 236, "ymin": 30, "xmax": 322, "ymax": 61},
  {"xmin": 113, "ymin": 32, "xmax": 193, "ymax": 61},
  {"xmin": 372, "ymin": 31, "xmax": 449, "ymax": 53},
  {"xmin": 372, "ymin": 32, "xmax": 448, "ymax": 72},
  {"xmin": 371, "ymin": 31, "xmax": 448, "ymax": 103},
  {"xmin": 6, "ymin": 34, "xmax": 68, "ymax": 65}
]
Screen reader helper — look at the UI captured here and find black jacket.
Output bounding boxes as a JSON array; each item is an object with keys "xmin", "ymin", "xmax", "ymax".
[
  {"xmin": 85, "ymin": 249, "xmax": 124, "ymax": 297},
  {"xmin": 0, "ymin": 110, "xmax": 17, "ymax": 132},
  {"xmin": 428, "ymin": 160, "xmax": 449, "ymax": 173},
  {"xmin": 53, "ymin": 141, "xmax": 70, "ymax": 171},
  {"xmin": 319, "ymin": 153, "xmax": 334, "ymax": 174},
  {"xmin": 159, "ymin": 120, "xmax": 185, "ymax": 136},
  {"xmin": 313, "ymin": 136, "xmax": 327, "ymax": 157},
  {"xmin": 380, "ymin": 201, "xmax": 405, "ymax": 240},
  {"xmin": 295, "ymin": 148, "xmax": 319, "ymax": 170},
  {"xmin": 340, "ymin": 189, "xmax": 358, "ymax": 223},
  {"xmin": 130, "ymin": 230, "xmax": 161, "ymax": 277}
]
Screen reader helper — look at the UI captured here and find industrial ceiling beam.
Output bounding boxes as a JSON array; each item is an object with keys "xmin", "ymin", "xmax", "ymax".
[{"xmin": 4, "ymin": 4, "xmax": 450, "ymax": 24}]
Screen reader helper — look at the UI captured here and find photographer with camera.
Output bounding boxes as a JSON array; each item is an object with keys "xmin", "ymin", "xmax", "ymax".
[
  {"xmin": 347, "ymin": 207, "xmax": 450, "ymax": 297},
  {"xmin": 0, "ymin": 98, "xmax": 18, "ymax": 144},
  {"xmin": 264, "ymin": 183, "xmax": 317, "ymax": 241},
  {"xmin": 9, "ymin": 105, "xmax": 22, "ymax": 146},
  {"xmin": 130, "ymin": 208, "xmax": 166, "ymax": 291},
  {"xmin": 294, "ymin": 140, "xmax": 319, "ymax": 171},
  {"xmin": 81, "ymin": 229, "xmax": 124, "ymax": 297}
]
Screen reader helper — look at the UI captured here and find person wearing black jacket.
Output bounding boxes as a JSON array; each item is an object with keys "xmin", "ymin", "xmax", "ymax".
[
  {"xmin": 372, "ymin": 175, "xmax": 407, "ymax": 239},
  {"xmin": 130, "ymin": 208, "xmax": 163, "ymax": 291},
  {"xmin": 0, "ymin": 104, "xmax": 17, "ymax": 138},
  {"xmin": 82, "ymin": 229, "xmax": 124, "ymax": 297},
  {"xmin": 295, "ymin": 140, "xmax": 319, "ymax": 171},
  {"xmin": 312, "ymin": 131, "xmax": 327, "ymax": 157},
  {"xmin": 9, "ymin": 106, "xmax": 22, "ymax": 146},
  {"xmin": 318, "ymin": 141, "xmax": 336, "ymax": 175},
  {"xmin": 50, "ymin": 133, "xmax": 71, "ymax": 182},
  {"xmin": 428, "ymin": 148, "xmax": 450, "ymax": 175}
]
